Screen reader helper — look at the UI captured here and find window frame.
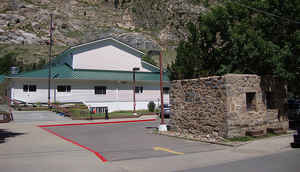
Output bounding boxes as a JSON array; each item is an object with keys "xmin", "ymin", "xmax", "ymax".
[
  {"xmin": 57, "ymin": 85, "xmax": 71, "ymax": 92},
  {"xmin": 29, "ymin": 85, "xmax": 37, "ymax": 92},
  {"xmin": 23, "ymin": 85, "xmax": 28, "ymax": 92},
  {"xmin": 135, "ymin": 86, "xmax": 143, "ymax": 94},
  {"xmin": 246, "ymin": 92, "xmax": 257, "ymax": 111},
  {"xmin": 94, "ymin": 86, "xmax": 106, "ymax": 95},
  {"xmin": 23, "ymin": 84, "xmax": 36, "ymax": 92}
]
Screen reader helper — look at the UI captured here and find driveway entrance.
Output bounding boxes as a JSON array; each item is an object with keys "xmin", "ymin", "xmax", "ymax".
[
  {"xmin": 44, "ymin": 120, "xmax": 227, "ymax": 161},
  {"xmin": 12, "ymin": 111, "xmax": 71, "ymax": 123}
]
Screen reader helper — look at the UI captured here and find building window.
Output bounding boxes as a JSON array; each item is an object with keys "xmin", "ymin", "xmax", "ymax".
[
  {"xmin": 23, "ymin": 85, "xmax": 28, "ymax": 92},
  {"xmin": 265, "ymin": 92, "xmax": 276, "ymax": 109},
  {"xmin": 163, "ymin": 87, "xmax": 170, "ymax": 94},
  {"xmin": 57, "ymin": 85, "xmax": 71, "ymax": 92},
  {"xmin": 246, "ymin": 92, "xmax": 256, "ymax": 111},
  {"xmin": 23, "ymin": 85, "xmax": 36, "ymax": 92},
  {"xmin": 135, "ymin": 86, "xmax": 143, "ymax": 93},
  {"xmin": 95, "ymin": 86, "xmax": 106, "ymax": 95},
  {"xmin": 29, "ymin": 85, "xmax": 36, "ymax": 92}
]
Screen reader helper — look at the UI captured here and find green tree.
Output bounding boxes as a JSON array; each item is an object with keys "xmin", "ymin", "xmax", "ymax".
[
  {"xmin": 169, "ymin": 0, "xmax": 300, "ymax": 82},
  {"xmin": 37, "ymin": 58, "xmax": 46, "ymax": 69},
  {"xmin": 142, "ymin": 55, "xmax": 157, "ymax": 66},
  {"xmin": 0, "ymin": 52, "xmax": 17, "ymax": 74}
]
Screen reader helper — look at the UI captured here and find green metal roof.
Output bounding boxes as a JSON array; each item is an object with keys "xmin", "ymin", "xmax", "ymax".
[{"xmin": 8, "ymin": 65, "xmax": 170, "ymax": 82}]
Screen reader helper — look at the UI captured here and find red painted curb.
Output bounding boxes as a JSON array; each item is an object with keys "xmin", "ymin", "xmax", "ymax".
[
  {"xmin": 38, "ymin": 118, "xmax": 156, "ymax": 162},
  {"xmin": 38, "ymin": 118, "xmax": 156, "ymax": 128},
  {"xmin": 40, "ymin": 127, "xmax": 108, "ymax": 162}
]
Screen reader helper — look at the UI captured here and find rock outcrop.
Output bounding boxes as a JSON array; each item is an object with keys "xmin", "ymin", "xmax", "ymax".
[{"xmin": 0, "ymin": 0, "xmax": 215, "ymax": 64}]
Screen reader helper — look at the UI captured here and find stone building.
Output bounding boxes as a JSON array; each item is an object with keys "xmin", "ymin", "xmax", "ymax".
[{"xmin": 170, "ymin": 74, "xmax": 289, "ymax": 138}]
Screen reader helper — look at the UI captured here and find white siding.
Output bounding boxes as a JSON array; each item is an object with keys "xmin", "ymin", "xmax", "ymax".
[
  {"xmin": 10, "ymin": 78, "xmax": 170, "ymax": 112},
  {"xmin": 73, "ymin": 45, "xmax": 150, "ymax": 72},
  {"xmin": 10, "ymin": 79, "xmax": 48, "ymax": 103}
]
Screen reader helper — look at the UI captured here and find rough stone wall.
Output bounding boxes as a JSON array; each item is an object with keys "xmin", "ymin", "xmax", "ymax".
[
  {"xmin": 170, "ymin": 74, "xmax": 289, "ymax": 139},
  {"xmin": 170, "ymin": 76, "xmax": 227, "ymax": 138},
  {"xmin": 225, "ymin": 74, "xmax": 288, "ymax": 138}
]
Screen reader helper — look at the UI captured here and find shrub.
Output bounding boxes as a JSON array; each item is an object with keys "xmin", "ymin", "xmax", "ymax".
[
  {"xmin": 147, "ymin": 101, "xmax": 156, "ymax": 112},
  {"xmin": 0, "ymin": 111, "xmax": 12, "ymax": 123}
]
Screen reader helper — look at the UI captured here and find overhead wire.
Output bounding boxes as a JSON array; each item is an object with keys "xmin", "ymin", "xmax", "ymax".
[{"xmin": 229, "ymin": 0, "xmax": 300, "ymax": 24}]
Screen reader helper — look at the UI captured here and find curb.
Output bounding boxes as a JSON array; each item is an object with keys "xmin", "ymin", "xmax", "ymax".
[
  {"xmin": 38, "ymin": 118, "xmax": 156, "ymax": 127},
  {"xmin": 154, "ymin": 131, "xmax": 296, "ymax": 148}
]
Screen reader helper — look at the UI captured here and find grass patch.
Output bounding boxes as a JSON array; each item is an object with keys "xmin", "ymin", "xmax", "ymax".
[
  {"xmin": 225, "ymin": 136, "xmax": 253, "ymax": 142},
  {"xmin": 16, "ymin": 106, "xmax": 49, "ymax": 111},
  {"xmin": 70, "ymin": 109, "xmax": 151, "ymax": 118}
]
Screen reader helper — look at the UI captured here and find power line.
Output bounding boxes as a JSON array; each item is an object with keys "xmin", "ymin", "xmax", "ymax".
[{"xmin": 230, "ymin": 0, "xmax": 300, "ymax": 24}]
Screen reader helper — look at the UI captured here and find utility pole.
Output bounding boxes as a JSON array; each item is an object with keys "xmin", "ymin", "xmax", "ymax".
[
  {"xmin": 132, "ymin": 67, "xmax": 140, "ymax": 115},
  {"xmin": 158, "ymin": 51, "xmax": 167, "ymax": 131},
  {"xmin": 48, "ymin": 14, "xmax": 53, "ymax": 109}
]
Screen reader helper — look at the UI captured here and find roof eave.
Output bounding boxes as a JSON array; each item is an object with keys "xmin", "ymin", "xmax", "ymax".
[
  {"xmin": 70, "ymin": 37, "xmax": 145, "ymax": 56},
  {"xmin": 7, "ymin": 76, "xmax": 169, "ymax": 83}
]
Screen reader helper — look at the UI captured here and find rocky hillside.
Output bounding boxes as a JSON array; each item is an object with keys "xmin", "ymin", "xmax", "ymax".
[{"xmin": 0, "ymin": 0, "xmax": 213, "ymax": 66}]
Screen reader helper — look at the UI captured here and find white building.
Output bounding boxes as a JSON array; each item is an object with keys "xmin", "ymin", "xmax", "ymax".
[{"xmin": 6, "ymin": 38, "xmax": 170, "ymax": 112}]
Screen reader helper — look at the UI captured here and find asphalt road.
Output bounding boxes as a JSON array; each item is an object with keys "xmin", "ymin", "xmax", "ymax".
[
  {"xmin": 176, "ymin": 150, "xmax": 300, "ymax": 172},
  {"xmin": 46, "ymin": 121, "xmax": 226, "ymax": 161}
]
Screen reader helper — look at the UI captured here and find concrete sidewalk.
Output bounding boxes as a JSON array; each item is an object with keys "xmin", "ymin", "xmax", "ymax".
[
  {"xmin": 0, "ymin": 123, "xmax": 104, "ymax": 172},
  {"xmin": 0, "ymin": 115, "xmax": 295, "ymax": 172},
  {"xmin": 0, "ymin": 115, "xmax": 158, "ymax": 172}
]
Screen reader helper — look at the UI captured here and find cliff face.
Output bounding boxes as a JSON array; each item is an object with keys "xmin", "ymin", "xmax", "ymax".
[{"xmin": 0, "ymin": 0, "xmax": 211, "ymax": 64}]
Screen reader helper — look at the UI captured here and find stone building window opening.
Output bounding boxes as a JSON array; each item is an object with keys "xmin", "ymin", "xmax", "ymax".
[{"xmin": 246, "ymin": 92, "xmax": 256, "ymax": 111}]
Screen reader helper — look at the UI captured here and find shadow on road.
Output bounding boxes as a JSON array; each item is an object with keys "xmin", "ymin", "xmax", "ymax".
[{"xmin": 0, "ymin": 129, "xmax": 25, "ymax": 144}]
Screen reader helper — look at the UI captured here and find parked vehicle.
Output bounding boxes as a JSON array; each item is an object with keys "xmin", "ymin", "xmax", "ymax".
[
  {"xmin": 288, "ymin": 99, "xmax": 300, "ymax": 120},
  {"xmin": 288, "ymin": 99, "xmax": 300, "ymax": 130},
  {"xmin": 158, "ymin": 104, "xmax": 172, "ymax": 118}
]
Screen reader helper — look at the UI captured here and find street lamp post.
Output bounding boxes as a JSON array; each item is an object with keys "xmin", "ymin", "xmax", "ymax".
[
  {"xmin": 48, "ymin": 14, "xmax": 53, "ymax": 109},
  {"xmin": 132, "ymin": 67, "xmax": 140, "ymax": 115},
  {"xmin": 151, "ymin": 50, "xmax": 168, "ymax": 131}
]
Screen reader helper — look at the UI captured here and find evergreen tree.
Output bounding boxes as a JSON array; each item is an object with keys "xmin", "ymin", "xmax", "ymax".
[{"xmin": 169, "ymin": 0, "xmax": 300, "ymax": 82}]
